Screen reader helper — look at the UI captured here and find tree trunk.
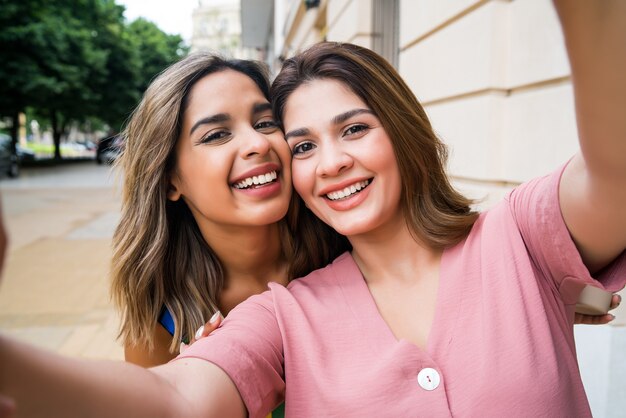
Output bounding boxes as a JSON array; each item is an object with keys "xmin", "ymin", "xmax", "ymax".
[
  {"xmin": 50, "ymin": 110, "xmax": 62, "ymax": 161},
  {"xmin": 10, "ymin": 111, "xmax": 19, "ymax": 154}
]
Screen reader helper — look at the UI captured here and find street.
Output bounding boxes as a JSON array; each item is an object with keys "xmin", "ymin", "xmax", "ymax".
[{"xmin": 0, "ymin": 161, "xmax": 124, "ymax": 360}]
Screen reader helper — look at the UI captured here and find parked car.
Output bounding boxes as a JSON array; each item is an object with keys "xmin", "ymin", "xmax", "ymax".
[
  {"xmin": 0, "ymin": 133, "xmax": 21, "ymax": 178},
  {"xmin": 96, "ymin": 134, "xmax": 124, "ymax": 164},
  {"xmin": 16, "ymin": 144, "xmax": 36, "ymax": 163}
]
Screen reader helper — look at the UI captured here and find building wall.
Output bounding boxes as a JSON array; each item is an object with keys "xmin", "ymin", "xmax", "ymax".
[
  {"xmin": 191, "ymin": 0, "xmax": 262, "ymax": 60},
  {"xmin": 399, "ymin": 0, "xmax": 577, "ymax": 207},
  {"xmin": 277, "ymin": 0, "xmax": 625, "ymax": 414}
]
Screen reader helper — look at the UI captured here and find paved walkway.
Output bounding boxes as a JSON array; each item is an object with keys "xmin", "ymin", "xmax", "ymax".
[{"xmin": 0, "ymin": 163, "xmax": 124, "ymax": 360}]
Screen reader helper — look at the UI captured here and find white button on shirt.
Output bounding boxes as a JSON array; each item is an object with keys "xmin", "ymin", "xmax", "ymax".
[{"xmin": 417, "ymin": 368, "xmax": 441, "ymax": 391}]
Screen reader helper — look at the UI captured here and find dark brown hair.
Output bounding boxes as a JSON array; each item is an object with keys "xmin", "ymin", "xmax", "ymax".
[
  {"xmin": 272, "ymin": 42, "xmax": 477, "ymax": 264},
  {"xmin": 112, "ymin": 53, "xmax": 294, "ymax": 352}
]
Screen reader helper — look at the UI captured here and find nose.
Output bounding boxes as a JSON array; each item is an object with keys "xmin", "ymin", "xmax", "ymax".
[
  {"xmin": 316, "ymin": 141, "xmax": 353, "ymax": 177},
  {"xmin": 240, "ymin": 129, "xmax": 272, "ymax": 159}
]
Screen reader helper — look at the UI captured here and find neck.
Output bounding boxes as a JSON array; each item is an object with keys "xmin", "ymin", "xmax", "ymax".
[
  {"xmin": 200, "ymin": 221, "xmax": 288, "ymax": 287},
  {"xmin": 349, "ymin": 217, "xmax": 441, "ymax": 285}
]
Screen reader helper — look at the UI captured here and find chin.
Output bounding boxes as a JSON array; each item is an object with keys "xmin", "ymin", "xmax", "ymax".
[{"xmin": 331, "ymin": 223, "xmax": 374, "ymax": 237}]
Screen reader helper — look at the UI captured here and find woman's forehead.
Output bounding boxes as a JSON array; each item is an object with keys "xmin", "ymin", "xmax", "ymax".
[{"xmin": 283, "ymin": 79, "xmax": 369, "ymax": 127}]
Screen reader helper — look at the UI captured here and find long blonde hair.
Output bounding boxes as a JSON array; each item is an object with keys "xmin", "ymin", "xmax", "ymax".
[{"xmin": 111, "ymin": 53, "xmax": 291, "ymax": 352}]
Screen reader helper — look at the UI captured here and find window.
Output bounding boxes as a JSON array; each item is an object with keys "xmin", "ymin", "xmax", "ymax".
[{"xmin": 372, "ymin": 0, "xmax": 399, "ymax": 67}]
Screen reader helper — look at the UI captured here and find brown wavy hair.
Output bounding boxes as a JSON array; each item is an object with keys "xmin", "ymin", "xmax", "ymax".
[
  {"xmin": 111, "ymin": 53, "xmax": 294, "ymax": 352},
  {"xmin": 272, "ymin": 42, "xmax": 477, "ymax": 270}
]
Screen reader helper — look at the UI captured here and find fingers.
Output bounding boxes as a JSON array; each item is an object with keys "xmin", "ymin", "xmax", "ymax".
[
  {"xmin": 179, "ymin": 311, "xmax": 224, "ymax": 354},
  {"xmin": 609, "ymin": 293, "xmax": 622, "ymax": 310},
  {"xmin": 199, "ymin": 311, "xmax": 224, "ymax": 339},
  {"xmin": 574, "ymin": 312, "xmax": 615, "ymax": 325}
]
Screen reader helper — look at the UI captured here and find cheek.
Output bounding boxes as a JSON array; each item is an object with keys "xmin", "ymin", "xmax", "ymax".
[{"xmin": 291, "ymin": 161, "xmax": 313, "ymax": 199}]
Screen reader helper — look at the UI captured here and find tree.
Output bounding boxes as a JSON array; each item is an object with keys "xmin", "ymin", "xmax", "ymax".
[
  {"xmin": 0, "ymin": 0, "xmax": 54, "ymax": 153},
  {"xmin": 89, "ymin": 1, "xmax": 143, "ymax": 134},
  {"xmin": 0, "ymin": 0, "xmax": 109, "ymax": 159},
  {"xmin": 0, "ymin": 0, "xmax": 188, "ymax": 160},
  {"xmin": 127, "ymin": 18, "xmax": 188, "ymax": 94}
]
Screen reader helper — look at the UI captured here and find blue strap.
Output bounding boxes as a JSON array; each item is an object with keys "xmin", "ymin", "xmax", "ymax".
[{"xmin": 158, "ymin": 306, "xmax": 176, "ymax": 336}]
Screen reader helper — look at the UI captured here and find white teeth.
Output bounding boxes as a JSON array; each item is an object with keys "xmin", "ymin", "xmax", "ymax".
[
  {"xmin": 233, "ymin": 171, "xmax": 278, "ymax": 189},
  {"xmin": 326, "ymin": 180, "xmax": 370, "ymax": 201}
]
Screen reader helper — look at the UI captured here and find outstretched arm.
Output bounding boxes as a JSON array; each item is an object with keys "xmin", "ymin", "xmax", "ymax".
[
  {"xmin": 556, "ymin": 0, "xmax": 626, "ymax": 273},
  {"xmin": 0, "ymin": 198, "xmax": 246, "ymax": 418},
  {"xmin": 0, "ymin": 335, "xmax": 245, "ymax": 418}
]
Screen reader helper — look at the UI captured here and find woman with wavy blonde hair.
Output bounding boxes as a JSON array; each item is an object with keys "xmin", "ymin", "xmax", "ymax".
[{"xmin": 110, "ymin": 53, "xmax": 305, "ymax": 369}]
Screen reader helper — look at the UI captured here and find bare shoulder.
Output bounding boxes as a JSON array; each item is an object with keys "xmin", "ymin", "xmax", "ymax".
[{"xmin": 125, "ymin": 324, "xmax": 177, "ymax": 368}]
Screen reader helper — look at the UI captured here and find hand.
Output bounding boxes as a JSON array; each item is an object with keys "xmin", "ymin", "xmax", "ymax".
[
  {"xmin": 574, "ymin": 293, "xmax": 621, "ymax": 325},
  {"xmin": 179, "ymin": 311, "xmax": 224, "ymax": 354}
]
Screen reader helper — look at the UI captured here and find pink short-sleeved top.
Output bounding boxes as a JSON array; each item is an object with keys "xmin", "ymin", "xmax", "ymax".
[{"xmin": 179, "ymin": 166, "xmax": 625, "ymax": 418}]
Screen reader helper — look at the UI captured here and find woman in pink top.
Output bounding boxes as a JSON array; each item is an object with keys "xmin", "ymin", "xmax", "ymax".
[{"xmin": 0, "ymin": 1, "xmax": 624, "ymax": 417}]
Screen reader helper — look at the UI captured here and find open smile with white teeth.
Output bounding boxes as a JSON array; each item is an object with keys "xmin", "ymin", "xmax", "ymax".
[
  {"xmin": 325, "ymin": 179, "xmax": 370, "ymax": 201},
  {"xmin": 233, "ymin": 170, "xmax": 278, "ymax": 189}
]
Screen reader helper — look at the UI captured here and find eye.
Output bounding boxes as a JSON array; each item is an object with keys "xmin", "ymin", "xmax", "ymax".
[
  {"xmin": 342, "ymin": 124, "xmax": 369, "ymax": 137},
  {"xmin": 291, "ymin": 141, "xmax": 316, "ymax": 157},
  {"xmin": 255, "ymin": 119, "xmax": 278, "ymax": 132},
  {"xmin": 198, "ymin": 130, "xmax": 231, "ymax": 145}
]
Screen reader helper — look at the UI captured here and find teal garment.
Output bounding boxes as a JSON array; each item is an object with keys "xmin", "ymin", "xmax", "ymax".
[{"xmin": 269, "ymin": 403, "xmax": 285, "ymax": 418}]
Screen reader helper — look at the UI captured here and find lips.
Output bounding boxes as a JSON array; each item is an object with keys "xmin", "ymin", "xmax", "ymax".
[
  {"xmin": 325, "ymin": 179, "xmax": 370, "ymax": 200},
  {"xmin": 230, "ymin": 163, "xmax": 281, "ymax": 189},
  {"xmin": 320, "ymin": 178, "xmax": 372, "ymax": 201},
  {"xmin": 233, "ymin": 170, "xmax": 278, "ymax": 189}
]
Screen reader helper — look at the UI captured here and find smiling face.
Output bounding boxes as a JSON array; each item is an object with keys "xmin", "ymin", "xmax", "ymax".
[
  {"xmin": 168, "ymin": 69, "xmax": 292, "ymax": 233},
  {"xmin": 284, "ymin": 78, "xmax": 403, "ymax": 238}
]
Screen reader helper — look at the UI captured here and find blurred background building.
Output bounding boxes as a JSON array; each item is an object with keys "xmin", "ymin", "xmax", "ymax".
[
  {"xmin": 191, "ymin": 0, "xmax": 265, "ymax": 60},
  {"xmin": 240, "ymin": 0, "xmax": 625, "ymax": 416}
]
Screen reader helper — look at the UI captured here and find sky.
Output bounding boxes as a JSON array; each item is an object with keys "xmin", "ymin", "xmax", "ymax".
[{"xmin": 116, "ymin": 0, "xmax": 198, "ymax": 42}]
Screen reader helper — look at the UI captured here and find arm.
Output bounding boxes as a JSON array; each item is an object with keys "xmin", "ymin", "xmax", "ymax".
[
  {"xmin": 556, "ymin": 0, "xmax": 626, "ymax": 273},
  {"xmin": 0, "ymin": 334, "xmax": 245, "ymax": 418}
]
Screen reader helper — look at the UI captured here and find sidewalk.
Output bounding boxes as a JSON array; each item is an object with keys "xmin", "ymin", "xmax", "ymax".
[{"xmin": 0, "ymin": 164, "xmax": 124, "ymax": 360}]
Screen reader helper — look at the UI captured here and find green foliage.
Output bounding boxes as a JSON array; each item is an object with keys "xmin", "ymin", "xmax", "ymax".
[
  {"xmin": 128, "ymin": 18, "xmax": 189, "ymax": 94},
  {"xmin": 0, "ymin": 0, "xmax": 188, "ymax": 156}
]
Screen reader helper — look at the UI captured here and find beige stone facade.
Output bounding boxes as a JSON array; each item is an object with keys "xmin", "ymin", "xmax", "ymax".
[
  {"xmin": 274, "ymin": 0, "xmax": 578, "ymax": 208},
  {"xmin": 191, "ymin": 0, "xmax": 263, "ymax": 60}
]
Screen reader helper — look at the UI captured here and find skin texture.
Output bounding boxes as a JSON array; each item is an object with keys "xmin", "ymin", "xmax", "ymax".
[
  {"xmin": 284, "ymin": 78, "xmax": 440, "ymax": 348},
  {"xmin": 124, "ymin": 69, "xmax": 292, "ymax": 367},
  {"xmin": 168, "ymin": 70, "xmax": 291, "ymax": 232},
  {"xmin": 285, "ymin": 80, "xmax": 403, "ymax": 238}
]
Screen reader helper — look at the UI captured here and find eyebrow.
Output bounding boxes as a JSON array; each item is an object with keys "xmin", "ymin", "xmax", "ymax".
[
  {"xmin": 332, "ymin": 108, "xmax": 374, "ymax": 125},
  {"xmin": 284, "ymin": 108, "xmax": 374, "ymax": 141},
  {"xmin": 252, "ymin": 102, "xmax": 272, "ymax": 115},
  {"xmin": 189, "ymin": 113, "xmax": 229, "ymax": 136},
  {"xmin": 188, "ymin": 102, "xmax": 272, "ymax": 136},
  {"xmin": 284, "ymin": 127, "xmax": 310, "ymax": 141}
]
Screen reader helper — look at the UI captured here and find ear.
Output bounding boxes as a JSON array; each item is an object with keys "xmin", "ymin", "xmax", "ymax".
[{"xmin": 167, "ymin": 173, "xmax": 182, "ymax": 201}]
